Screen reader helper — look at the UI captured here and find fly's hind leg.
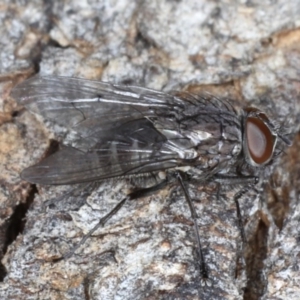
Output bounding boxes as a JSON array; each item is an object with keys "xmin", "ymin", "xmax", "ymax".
[{"xmin": 52, "ymin": 179, "xmax": 169, "ymax": 262}]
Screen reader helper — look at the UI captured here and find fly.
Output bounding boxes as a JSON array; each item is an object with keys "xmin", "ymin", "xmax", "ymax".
[{"xmin": 11, "ymin": 75, "xmax": 290, "ymax": 286}]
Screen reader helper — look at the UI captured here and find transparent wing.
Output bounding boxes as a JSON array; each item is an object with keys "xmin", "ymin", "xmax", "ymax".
[
  {"xmin": 12, "ymin": 76, "xmax": 194, "ymax": 184},
  {"xmin": 11, "ymin": 75, "xmax": 185, "ymax": 143},
  {"xmin": 21, "ymin": 119, "xmax": 183, "ymax": 185}
]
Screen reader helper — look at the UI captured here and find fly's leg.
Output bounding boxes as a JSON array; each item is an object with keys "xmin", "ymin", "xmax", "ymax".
[
  {"xmin": 212, "ymin": 174, "xmax": 259, "ymax": 243},
  {"xmin": 175, "ymin": 172, "xmax": 211, "ymax": 286},
  {"xmin": 233, "ymin": 187, "xmax": 252, "ymax": 243},
  {"xmin": 212, "ymin": 175, "xmax": 258, "ymax": 186},
  {"xmin": 212, "ymin": 174, "xmax": 259, "ymax": 278},
  {"xmin": 52, "ymin": 196, "xmax": 127, "ymax": 262},
  {"xmin": 53, "ymin": 179, "xmax": 169, "ymax": 262},
  {"xmin": 232, "ymin": 186, "xmax": 254, "ymax": 279}
]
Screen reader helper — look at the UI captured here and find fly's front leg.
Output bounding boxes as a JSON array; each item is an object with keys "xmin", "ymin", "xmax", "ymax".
[
  {"xmin": 53, "ymin": 179, "xmax": 169, "ymax": 262},
  {"xmin": 212, "ymin": 174, "xmax": 260, "ymax": 279},
  {"xmin": 212, "ymin": 174, "xmax": 259, "ymax": 244}
]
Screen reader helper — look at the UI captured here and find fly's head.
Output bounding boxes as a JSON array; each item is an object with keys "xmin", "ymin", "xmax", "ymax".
[{"xmin": 242, "ymin": 107, "xmax": 289, "ymax": 171}]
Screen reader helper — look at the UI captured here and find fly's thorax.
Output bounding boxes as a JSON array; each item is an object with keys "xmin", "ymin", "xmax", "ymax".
[
  {"xmin": 192, "ymin": 113, "xmax": 242, "ymax": 166},
  {"xmin": 242, "ymin": 108, "xmax": 278, "ymax": 168},
  {"xmin": 169, "ymin": 108, "xmax": 244, "ymax": 176}
]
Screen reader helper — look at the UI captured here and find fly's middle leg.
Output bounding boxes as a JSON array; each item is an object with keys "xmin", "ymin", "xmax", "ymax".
[{"xmin": 174, "ymin": 171, "xmax": 212, "ymax": 286}]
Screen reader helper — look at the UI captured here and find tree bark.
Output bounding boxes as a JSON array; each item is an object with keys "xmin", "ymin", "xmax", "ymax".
[{"xmin": 1, "ymin": 0, "xmax": 300, "ymax": 299}]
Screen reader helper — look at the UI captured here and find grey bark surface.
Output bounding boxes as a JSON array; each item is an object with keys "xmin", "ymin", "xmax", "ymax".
[{"xmin": 0, "ymin": 0, "xmax": 300, "ymax": 299}]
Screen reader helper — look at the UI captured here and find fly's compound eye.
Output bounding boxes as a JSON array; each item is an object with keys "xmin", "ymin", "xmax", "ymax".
[{"xmin": 245, "ymin": 115, "xmax": 277, "ymax": 166}]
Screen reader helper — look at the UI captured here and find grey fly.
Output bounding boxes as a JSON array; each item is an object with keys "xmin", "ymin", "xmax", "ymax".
[{"xmin": 11, "ymin": 75, "xmax": 290, "ymax": 286}]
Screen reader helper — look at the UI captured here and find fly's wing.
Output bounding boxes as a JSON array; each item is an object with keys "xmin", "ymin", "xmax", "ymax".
[
  {"xmin": 20, "ymin": 118, "xmax": 182, "ymax": 185},
  {"xmin": 11, "ymin": 75, "xmax": 185, "ymax": 147},
  {"xmin": 12, "ymin": 76, "xmax": 192, "ymax": 185}
]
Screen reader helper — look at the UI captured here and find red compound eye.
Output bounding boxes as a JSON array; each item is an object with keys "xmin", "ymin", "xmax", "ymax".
[{"xmin": 246, "ymin": 116, "xmax": 274, "ymax": 165}]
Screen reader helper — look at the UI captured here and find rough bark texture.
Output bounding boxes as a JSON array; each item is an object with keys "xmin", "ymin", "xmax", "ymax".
[{"xmin": 0, "ymin": 0, "xmax": 300, "ymax": 299}]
